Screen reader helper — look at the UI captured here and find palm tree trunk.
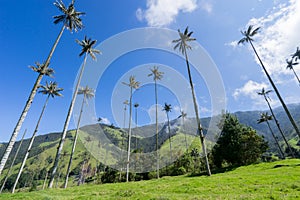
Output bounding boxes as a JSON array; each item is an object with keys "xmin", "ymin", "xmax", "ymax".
[
  {"xmin": 49, "ymin": 52, "xmax": 88, "ymax": 188},
  {"xmin": 182, "ymin": 117, "xmax": 188, "ymax": 152},
  {"xmin": 119, "ymin": 106, "xmax": 127, "ymax": 181},
  {"xmin": 64, "ymin": 95, "xmax": 86, "ymax": 188},
  {"xmin": 249, "ymin": 41, "xmax": 300, "ymax": 139},
  {"xmin": 42, "ymin": 171, "xmax": 48, "ymax": 190},
  {"xmin": 183, "ymin": 48, "xmax": 211, "ymax": 176},
  {"xmin": 0, "ymin": 129, "xmax": 26, "ymax": 193},
  {"xmin": 0, "ymin": 26, "xmax": 65, "ymax": 176},
  {"xmin": 264, "ymin": 97, "xmax": 295, "ymax": 158},
  {"xmin": 12, "ymin": 95, "xmax": 50, "ymax": 193},
  {"xmin": 292, "ymin": 68, "xmax": 300, "ymax": 85},
  {"xmin": 166, "ymin": 112, "xmax": 172, "ymax": 164},
  {"xmin": 126, "ymin": 87, "xmax": 133, "ymax": 182},
  {"xmin": 155, "ymin": 79, "xmax": 160, "ymax": 179},
  {"xmin": 265, "ymin": 120, "xmax": 285, "ymax": 159}
]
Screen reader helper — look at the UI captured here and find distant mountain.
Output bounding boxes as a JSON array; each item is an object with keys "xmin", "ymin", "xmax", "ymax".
[{"xmin": 0, "ymin": 104, "xmax": 299, "ymax": 177}]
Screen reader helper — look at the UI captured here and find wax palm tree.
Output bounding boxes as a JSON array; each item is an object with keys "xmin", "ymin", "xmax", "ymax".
[
  {"xmin": 148, "ymin": 66, "xmax": 164, "ymax": 178},
  {"xmin": 49, "ymin": 36, "xmax": 100, "ymax": 188},
  {"xmin": 64, "ymin": 86, "xmax": 94, "ymax": 188},
  {"xmin": 258, "ymin": 88, "xmax": 295, "ymax": 157},
  {"xmin": 238, "ymin": 25, "xmax": 300, "ymax": 139},
  {"xmin": 0, "ymin": 0, "xmax": 84, "ymax": 175},
  {"xmin": 163, "ymin": 103, "xmax": 173, "ymax": 164},
  {"xmin": 178, "ymin": 110, "xmax": 188, "ymax": 151},
  {"xmin": 12, "ymin": 81, "xmax": 63, "ymax": 193},
  {"xmin": 257, "ymin": 112, "xmax": 285, "ymax": 159},
  {"xmin": 0, "ymin": 130, "xmax": 27, "ymax": 193},
  {"xmin": 122, "ymin": 76, "xmax": 140, "ymax": 182},
  {"xmin": 173, "ymin": 26, "xmax": 211, "ymax": 175},
  {"xmin": 286, "ymin": 58, "xmax": 300, "ymax": 85}
]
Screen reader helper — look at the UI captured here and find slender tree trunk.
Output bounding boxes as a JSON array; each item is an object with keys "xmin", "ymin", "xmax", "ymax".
[
  {"xmin": 12, "ymin": 95, "xmax": 50, "ymax": 193},
  {"xmin": 265, "ymin": 120, "xmax": 285, "ymax": 159},
  {"xmin": 182, "ymin": 117, "xmax": 188, "ymax": 152},
  {"xmin": 119, "ymin": 105, "xmax": 127, "ymax": 181},
  {"xmin": 64, "ymin": 95, "xmax": 86, "ymax": 188},
  {"xmin": 134, "ymin": 106, "xmax": 138, "ymax": 171},
  {"xmin": 49, "ymin": 53, "xmax": 88, "ymax": 188},
  {"xmin": 126, "ymin": 87, "xmax": 133, "ymax": 182},
  {"xmin": 0, "ymin": 26, "xmax": 65, "ymax": 176},
  {"xmin": 0, "ymin": 130, "xmax": 26, "ymax": 193},
  {"xmin": 183, "ymin": 48, "xmax": 211, "ymax": 176},
  {"xmin": 166, "ymin": 112, "xmax": 172, "ymax": 164},
  {"xmin": 249, "ymin": 41, "xmax": 300, "ymax": 139},
  {"xmin": 264, "ymin": 97, "xmax": 295, "ymax": 157},
  {"xmin": 155, "ymin": 79, "xmax": 160, "ymax": 178},
  {"xmin": 42, "ymin": 171, "xmax": 48, "ymax": 190},
  {"xmin": 292, "ymin": 68, "xmax": 300, "ymax": 85}
]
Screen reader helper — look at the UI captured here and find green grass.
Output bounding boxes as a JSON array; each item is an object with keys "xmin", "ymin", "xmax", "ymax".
[{"xmin": 1, "ymin": 159, "xmax": 299, "ymax": 199}]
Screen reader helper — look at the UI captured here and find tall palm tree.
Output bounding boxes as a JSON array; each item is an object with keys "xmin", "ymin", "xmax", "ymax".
[
  {"xmin": 12, "ymin": 81, "xmax": 63, "ymax": 193},
  {"xmin": 64, "ymin": 86, "xmax": 94, "ymax": 188},
  {"xmin": 122, "ymin": 76, "xmax": 140, "ymax": 182},
  {"xmin": 0, "ymin": 0, "xmax": 84, "ymax": 176},
  {"xmin": 163, "ymin": 103, "xmax": 173, "ymax": 164},
  {"xmin": 238, "ymin": 25, "xmax": 300, "ymax": 139},
  {"xmin": 173, "ymin": 26, "xmax": 211, "ymax": 176},
  {"xmin": 257, "ymin": 88, "xmax": 295, "ymax": 157},
  {"xmin": 0, "ymin": 129, "xmax": 27, "ymax": 193},
  {"xmin": 148, "ymin": 66, "xmax": 164, "ymax": 178},
  {"xmin": 178, "ymin": 110, "xmax": 188, "ymax": 151},
  {"xmin": 286, "ymin": 58, "xmax": 300, "ymax": 85},
  {"xmin": 257, "ymin": 112, "xmax": 285, "ymax": 159},
  {"xmin": 49, "ymin": 36, "xmax": 100, "ymax": 188}
]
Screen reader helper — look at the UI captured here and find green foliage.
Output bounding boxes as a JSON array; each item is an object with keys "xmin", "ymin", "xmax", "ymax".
[
  {"xmin": 212, "ymin": 113, "xmax": 268, "ymax": 168},
  {"xmin": 1, "ymin": 159, "xmax": 299, "ymax": 199}
]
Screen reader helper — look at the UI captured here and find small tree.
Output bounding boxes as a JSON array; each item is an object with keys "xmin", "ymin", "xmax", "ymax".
[
  {"xmin": 212, "ymin": 113, "xmax": 268, "ymax": 168},
  {"xmin": 163, "ymin": 103, "xmax": 173, "ymax": 164}
]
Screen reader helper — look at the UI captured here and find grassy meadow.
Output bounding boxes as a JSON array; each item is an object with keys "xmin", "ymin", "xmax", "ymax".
[{"xmin": 0, "ymin": 159, "xmax": 299, "ymax": 200}]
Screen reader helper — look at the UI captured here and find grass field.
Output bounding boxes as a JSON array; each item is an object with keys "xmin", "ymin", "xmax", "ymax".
[{"xmin": 1, "ymin": 159, "xmax": 299, "ymax": 200}]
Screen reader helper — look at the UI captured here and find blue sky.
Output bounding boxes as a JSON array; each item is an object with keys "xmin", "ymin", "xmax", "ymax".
[{"xmin": 1, "ymin": 0, "xmax": 300, "ymax": 142}]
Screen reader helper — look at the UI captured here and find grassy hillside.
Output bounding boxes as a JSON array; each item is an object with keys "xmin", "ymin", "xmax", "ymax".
[{"xmin": 0, "ymin": 159, "xmax": 299, "ymax": 199}]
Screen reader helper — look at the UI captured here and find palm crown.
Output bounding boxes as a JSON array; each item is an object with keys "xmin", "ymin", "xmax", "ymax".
[
  {"xmin": 257, "ymin": 87, "xmax": 272, "ymax": 100},
  {"xmin": 291, "ymin": 47, "xmax": 300, "ymax": 61},
  {"xmin": 123, "ymin": 76, "xmax": 140, "ymax": 89},
  {"xmin": 163, "ymin": 103, "xmax": 172, "ymax": 112},
  {"xmin": 76, "ymin": 36, "xmax": 101, "ymax": 60},
  {"xmin": 53, "ymin": 0, "xmax": 85, "ymax": 32},
  {"xmin": 29, "ymin": 62, "xmax": 55, "ymax": 77},
  {"xmin": 257, "ymin": 112, "xmax": 272, "ymax": 124},
  {"xmin": 78, "ymin": 85, "xmax": 95, "ymax": 101},
  {"xmin": 286, "ymin": 58, "xmax": 299, "ymax": 70},
  {"xmin": 148, "ymin": 66, "xmax": 164, "ymax": 81},
  {"xmin": 39, "ymin": 81, "xmax": 63, "ymax": 98},
  {"xmin": 172, "ymin": 26, "xmax": 196, "ymax": 55},
  {"xmin": 238, "ymin": 25, "xmax": 260, "ymax": 45}
]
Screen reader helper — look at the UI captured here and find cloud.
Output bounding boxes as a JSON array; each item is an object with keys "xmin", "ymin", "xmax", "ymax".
[
  {"xmin": 243, "ymin": 0, "xmax": 300, "ymax": 79},
  {"xmin": 100, "ymin": 117, "xmax": 111, "ymax": 125},
  {"xmin": 136, "ymin": 0, "xmax": 198, "ymax": 27},
  {"xmin": 233, "ymin": 80, "xmax": 268, "ymax": 100},
  {"xmin": 199, "ymin": 0, "xmax": 213, "ymax": 14}
]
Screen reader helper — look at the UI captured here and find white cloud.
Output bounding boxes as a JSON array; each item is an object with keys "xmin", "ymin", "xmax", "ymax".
[
  {"xmin": 199, "ymin": 0, "xmax": 213, "ymax": 14},
  {"xmin": 233, "ymin": 80, "xmax": 268, "ymax": 100},
  {"xmin": 244, "ymin": 0, "xmax": 300, "ymax": 79},
  {"xmin": 136, "ymin": 0, "xmax": 198, "ymax": 27},
  {"xmin": 100, "ymin": 117, "xmax": 111, "ymax": 125}
]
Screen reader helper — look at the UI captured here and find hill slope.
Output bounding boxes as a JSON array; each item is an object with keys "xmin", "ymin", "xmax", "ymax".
[{"xmin": 0, "ymin": 159, "xmax": 299, "ymax": 199}]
